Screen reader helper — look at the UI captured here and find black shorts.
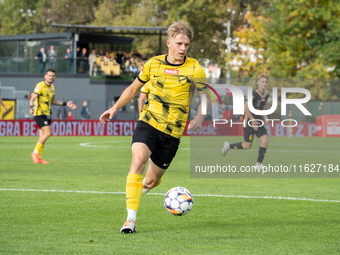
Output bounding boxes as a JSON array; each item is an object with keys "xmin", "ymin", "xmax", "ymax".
[
  {"xmin": 34, "ymin": 115, "xmax": 51, "ymax": 129},
  {"xmin": 132, "ymin": 121, "xmax": 180, "ymax": 169},
  {"xmin": 243, "ymin": 121, "xmax": 268, "ymax": 142}
]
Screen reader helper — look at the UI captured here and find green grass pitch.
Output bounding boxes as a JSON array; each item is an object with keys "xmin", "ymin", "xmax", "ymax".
[{"xmin": 0, "ymin": 135, "xmax": 339, "ymax": 254}]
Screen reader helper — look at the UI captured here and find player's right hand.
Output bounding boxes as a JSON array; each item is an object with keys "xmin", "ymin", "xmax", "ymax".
[
  {"xmin": 252, "ymin": 120, "xmax": 258, "ymax": 131},
  {"xmin": 29, "ymin": 108, "xmax": 34, "ymax": 115},
  {"xmin": 99, "ymin": 108, "xmax": 116, "ymax": 124}
]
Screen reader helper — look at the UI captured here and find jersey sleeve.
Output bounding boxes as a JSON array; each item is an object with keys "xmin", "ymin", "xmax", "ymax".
[
  {"xmin": 33, "ymin": 83, "xmax": 42, "ymax": 95},
  {"xmin": 140, "ymin": 81, "xmax": 151, "ymax": 94},
  {"xmin": 192, "ymin": 64, "xmax": 207, "ymax": 91},
  {"xmin": 138, "ymin": 59, "xmax": 152, "ymax": 83}
]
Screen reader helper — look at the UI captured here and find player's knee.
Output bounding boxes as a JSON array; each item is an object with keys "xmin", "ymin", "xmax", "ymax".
[
  {"xmin": 262, "ymin": 137, "xmax": 269, "ymax": 147},
  {"xmin": 46, "ymin": 129, "xmax": 52, "ymax": 137},
  {"xmin": 145, "ymin": 178, "xmax": 158, "ymax": 188},
  {"xmin": 131, "ymin": 157, "xmax": 148, "ymax": 172},
  {"xmin": 243, "ymin": 142, "xmax": 252, "ymax": 149}
]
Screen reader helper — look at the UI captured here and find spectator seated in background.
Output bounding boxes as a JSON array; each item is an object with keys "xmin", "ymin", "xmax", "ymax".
[
  {"xmin": 132, "ymin": 50, "xmax": 141, "ymax": 59},
  {"xmin": 129, "ymin": 61, "xmax": 140, "ymax": 78},
  {"xmin": 123, "ymin": 52, "xmax": 131, "ymax": 71},
  {"xmin": 99, "ymin": 49, "xmax": 105, "ymax": 56},
  {"xmin": 104, "ymin": 51, "xmax": 110, "ymax": 61},
  {"xmin": 141, "ymin": 53, "xmax": 148, "ymax": 61},
  {"xmin": 116, "ymin": 50, "xmax": 124, "ymax": 66}
]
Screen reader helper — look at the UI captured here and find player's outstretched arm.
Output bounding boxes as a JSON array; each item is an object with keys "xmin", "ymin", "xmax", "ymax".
[
  {"xmin": 66, "ymin": 101, "xmax": 77, "ymax": 109},
  {"xmin": 51, "ymin": 96, "xmax": 77, "ymax": 109},
  {"xmin": 100, "ymin": 78, "xmax": 144, "ymax": 124},
  {"xmin": 188, "ymin": 90, "xmax": 211, "ymax": 132}
]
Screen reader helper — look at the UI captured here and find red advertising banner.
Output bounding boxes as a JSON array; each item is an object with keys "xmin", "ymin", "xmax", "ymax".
[
  {"xmin": 316, "ymin": 115, "xmax": 340, "ymax": 137},
  {"xmin": 0, "ymin": 120, "xmax": 137, "ymax": 137},
  {"xmin": 0, "ymin": 120, "xmax": 317, "ymax": 137},
  {"xmin": 266, "ymin": 122, "xmax": 317, "ymax": 137}
]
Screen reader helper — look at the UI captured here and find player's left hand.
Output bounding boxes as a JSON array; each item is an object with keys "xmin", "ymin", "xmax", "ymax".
[
  {"xmin": 99, "ymin": 107, "xmax": 117, "ymax": 124},
  {"xmin": 67, "ymin": 101, "xmax": 77, "ymax": 110},
  {"xmin": 188, "ymin": 118, "xmax": 202, "ymax": 132}
]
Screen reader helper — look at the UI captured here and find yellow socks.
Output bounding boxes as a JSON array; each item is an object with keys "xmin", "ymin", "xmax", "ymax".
[
  {"xmin": 155, "ymin": 176, "xmax": 163, "ymax": 187},
  {"xmin": 126, "ymin": 173, "xmax": 143, "ymax": 212},
  {"xmin": 33, "ymin": 142, "xmax": 43, "ymax": 157}
]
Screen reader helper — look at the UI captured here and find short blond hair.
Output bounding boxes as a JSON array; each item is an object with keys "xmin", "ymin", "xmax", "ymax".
[
  {"xmin": 257, "ymin": 73, "xmax": 268, "ymax": 81},
  {"xmin": 167, "ymin": 21, "xmax": 194, "ymax": 40}
]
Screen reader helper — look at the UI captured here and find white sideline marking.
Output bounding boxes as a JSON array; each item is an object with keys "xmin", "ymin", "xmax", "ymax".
[
  {"xmin": 79, "ymin": 141, "xmax": 128, "ymax": 148},
  {"xmin": 1, "ymin": 188, "xmax": 339, "ymax": 203},
  {"xmin": 79, "ymin": 141, "xmax": 191, "ymax": 150},
  {"xmin": 79, "ymin": 141, "xmax": 339, "ymax": 153}
]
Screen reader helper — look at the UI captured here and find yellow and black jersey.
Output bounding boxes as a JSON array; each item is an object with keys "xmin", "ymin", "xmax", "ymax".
[
  {"xmin": 140, "ymin": 81, "xmax": 151, "ymax": 111},
  {"xmin": 244, "ymin": 88, "xmax": 269, "ymax": 124},
  {"xmin": 33, "ymin": 81, "xmax": 55, "ymax": 116},
  {"xmin": 138, "ymin": 54, "xmax": 207, "ymax": 138},
  {"xmin": 140, "ymin": 81, "xmax": 151, "ymax": 98}
]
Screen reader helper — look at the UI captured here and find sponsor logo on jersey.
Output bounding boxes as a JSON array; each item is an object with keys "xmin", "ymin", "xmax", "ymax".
[{"xmin": 164, "ymin": 68, "xmax": 179, "ymax": 75}]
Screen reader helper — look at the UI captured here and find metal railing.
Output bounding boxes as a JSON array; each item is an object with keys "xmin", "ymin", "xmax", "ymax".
[{"xmin": 0, "ymin": 83, "xmax": 29, "ymax": 99}]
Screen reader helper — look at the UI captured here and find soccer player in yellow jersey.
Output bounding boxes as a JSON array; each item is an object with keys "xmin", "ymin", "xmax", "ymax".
[
  {"xmin": 138, "ymin": 81, "xmax": 151, "ymax": 113},
  {"xmin": 100, "ymin": 21, "xmax": 211, "ymax": 234},
  {"xmin": 30, "ymin": 69, "xmax": 77, "ymax": 164}
]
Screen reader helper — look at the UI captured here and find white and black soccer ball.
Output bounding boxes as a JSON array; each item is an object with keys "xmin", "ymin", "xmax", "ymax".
[{"xmin": 164, "ymin": 187, "xmax": 193, "ymax": 216}]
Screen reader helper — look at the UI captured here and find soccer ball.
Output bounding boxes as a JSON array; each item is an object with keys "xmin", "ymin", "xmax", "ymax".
[{"xmin": 164, "ymin": 187, "xmax": 194, "ymax": 216}]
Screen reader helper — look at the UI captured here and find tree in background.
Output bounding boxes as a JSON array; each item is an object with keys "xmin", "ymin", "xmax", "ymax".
[
  {"xmin": 0, "ymin": 0, "xmax": 100, "ymax": 35},
  {"xmin": 93, "ymin": 0, "xmax": 168, "ymax": 56},
  {"xmin": 0, "ymin": 0, "xmax": 42, "ymax": 35},
  {"xmin": 93, "ymin": 0, "xmax": 268, "ymax": 75},
  {"xmin": 1, "ymin": 0, "xmax": 340, "ymax": 92},
  {"xmin": 264, "ymin": 0, "xmax": 340, "ymax": 79},
  {"xmin": 39, "ymin": 0, "xmax": 99, "ymax": 32},
  {"xmin": 228, "ymin": 0, "xmax": 340, "ymax": 99},
  {"xmin": 264, "ymin": 0, "xmax": 340, "ymax": 100},
  {"xmin": 164, "ymin": 0, "xmax": 248, "ymax": 78},
  {"xmin": 231, "ymin": 10, "xmax": 268, "ymax": 78}
]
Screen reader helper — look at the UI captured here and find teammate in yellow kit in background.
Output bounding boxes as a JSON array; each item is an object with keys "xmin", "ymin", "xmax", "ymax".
[
  {"xmin": 30, "ymin": 69, "xmax": 77, "ymax": 164},
  {"xmin": 100, "ymin": 21, "xmax": 211, "ymax": 234}
]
